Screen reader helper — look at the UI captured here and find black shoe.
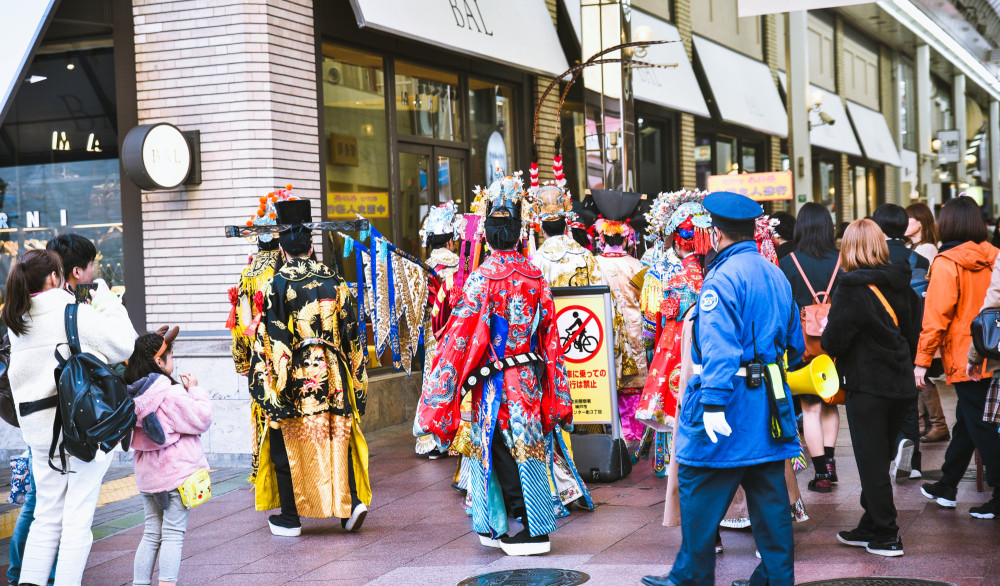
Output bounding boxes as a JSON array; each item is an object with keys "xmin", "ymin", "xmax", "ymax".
[
  {"xmin": 921, "ymin": 481, "xmax": 957, "ymax": 508},
  {"xmin": 836, "ymin": 528, "xmax": 875, "ymax": 547},
  {"xmin": 866, "ymin": 536, "xmax": 904, "ymax": 557},
  {"xmin": 499, "ymin": 529, "xmax": 550, "ymax": 556},
  {"xmin": 808, "ymin": 472, "xmax": 832, "ymax": 493},
  {"xmin": 427, "ymin": 448, "xmax": 448, "ymax": 460},
  {"xmin": 268, "ymin": 513, "xmax": 301, "ymax": 537},
  {"xmin": 715, "ymin": 528, "xmax": 723, "ymax": 554},
  {"xmin": 970, "ymin": 490, "xmax": 1000, "ymax": 519},
  {"xmin": 451, "ymin": 481, "xmax": 467, "ymax": 494},
  {"xmin": 641, "ymin": 576, "xmax": 677, "ymax": 586},
  {"xmin": 827, "ymin": 457, "xmax": 838, "ymax": 484},
  {"xmin": 732, "ymin": 581, "xmax": 751, "ymax": 586},
  {"xmin": 477, "ymin": 532, "xmax": 509, "ymax": 548}
]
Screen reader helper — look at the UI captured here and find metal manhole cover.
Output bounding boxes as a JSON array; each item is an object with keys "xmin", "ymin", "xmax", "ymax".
[
  {"xmin": 458, "ymin": 568, "xmax": 590, "ymax": 586},
  {"xmin": 799, "ymin": 578, "xmax": 958, "ymax": 586}
]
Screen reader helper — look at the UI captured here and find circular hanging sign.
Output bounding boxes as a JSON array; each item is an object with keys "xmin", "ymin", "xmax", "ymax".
[
  {"xmin": 485, "ymin": 130, "xmax": 507, "ymax": 180},
  {"xmin": 122, "ymin": 123, "xmax": 192, "ymax": 190}
]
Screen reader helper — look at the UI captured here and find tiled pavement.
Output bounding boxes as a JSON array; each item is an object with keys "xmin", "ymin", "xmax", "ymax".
[{"xmin": 2, "ymin": 390, "xmax": 999, "ymax": 585}]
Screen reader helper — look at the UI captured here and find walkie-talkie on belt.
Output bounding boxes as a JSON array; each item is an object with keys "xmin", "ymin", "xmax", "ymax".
[{"xmin": 746, "ymin": 322, "xmax": 765, "ymax": 388}]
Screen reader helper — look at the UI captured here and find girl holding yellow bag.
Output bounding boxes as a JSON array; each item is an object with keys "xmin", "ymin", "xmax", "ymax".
[{"xmin": 125, "ymin": 329, "xmax": 214, "ymax": 586}]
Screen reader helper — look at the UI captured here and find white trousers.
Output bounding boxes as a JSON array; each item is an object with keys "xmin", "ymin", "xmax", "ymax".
[{"xmin": 20, "ymin": 452, "xmax": 112, "ymax": 586}]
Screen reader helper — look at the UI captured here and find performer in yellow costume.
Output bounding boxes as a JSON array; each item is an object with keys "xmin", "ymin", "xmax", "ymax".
[{"xmin": 252, "ymin": 198, "xmax": 372, "ymax": 536}]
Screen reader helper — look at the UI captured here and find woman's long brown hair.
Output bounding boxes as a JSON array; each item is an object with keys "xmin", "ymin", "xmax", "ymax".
[{"xmin": 1, "ymin": 250, "xmax": 63, "ymax": 336}]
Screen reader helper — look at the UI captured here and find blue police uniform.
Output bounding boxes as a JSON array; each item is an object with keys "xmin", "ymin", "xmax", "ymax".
[{"xmin": 644, "ymin": 193, "xmax": 804, "ymax": 586}]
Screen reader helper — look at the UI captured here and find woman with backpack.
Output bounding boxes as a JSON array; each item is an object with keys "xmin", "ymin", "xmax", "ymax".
[
  {"xmin": 778, "ymin": 202, "xmax": 843, "ymax": 493},
  {"xmin": 1, "ymin": 249, "xmax": 136, "ymax": 585},
  {"xmin": 917, "ymin": 196, "xmax": 1000, "ymax": 519},
  {"xmin": 822, "ymin": 219, "xmax": 922, "ymax": 557},
  {"xmin": 125, "ymin": 329, "xmax": 213, "ymax": 586}
]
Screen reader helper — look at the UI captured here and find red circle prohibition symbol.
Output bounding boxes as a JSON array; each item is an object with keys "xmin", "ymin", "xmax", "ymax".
[{"xmin": 556, "ymin": 304, "xmax": 604, "ymax": 363}]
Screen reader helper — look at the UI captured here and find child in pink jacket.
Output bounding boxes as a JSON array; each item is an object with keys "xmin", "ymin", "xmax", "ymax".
[{"xmin": 125, "ymin": 328, "xmax": 213, "ymax": 586}]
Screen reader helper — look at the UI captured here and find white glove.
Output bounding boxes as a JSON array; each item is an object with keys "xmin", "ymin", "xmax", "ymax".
[{"xmin": 703, "ymin": 410, "xmax": 733, "ymax": 444}]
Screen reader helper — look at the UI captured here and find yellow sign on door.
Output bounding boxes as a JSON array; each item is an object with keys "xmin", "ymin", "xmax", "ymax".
[
  {"xmin": 554, "ymin": 289, "xmax": 616, "ymax": 424},
  {"xmin": 326, "ymin": 192, "xmax": 389, "ymax": 219}
]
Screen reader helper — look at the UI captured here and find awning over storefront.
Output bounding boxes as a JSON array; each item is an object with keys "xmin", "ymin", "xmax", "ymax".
[
  {"xmin": 348, "ymin": 0, "xmax": 568, "ymax": 78},
  {"xmin": 777, "ymin": 73, "xmax": 862, "ymax": 157},
  {"xmin": 846, "ymin": 101, "xmax": 903, "ymax": 167},
  {"xmin": 561, "ymin": 2, "xmax": 710, "ymax": 117},
  {"xmin": 693, "ymin": 35, "xmax": 788, "ymax": 137},
  {"xmin": 0, "ymin": 0, "xmax": 60, "ymax": 127}
]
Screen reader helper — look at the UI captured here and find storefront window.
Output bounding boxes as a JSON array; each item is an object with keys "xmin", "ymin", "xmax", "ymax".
[
  {"xmin": 395, "ymin": 62, "xmax": 461, "ymax": 141},
  {"xmin": 813, "ymin": 159, "xmax": 838, "ymax": 221},
  {"xmin": 0, "ymin": 46, "xmax": 124, "ymax": 307},
  {"xmin": 695, "ymin": 135, "xmax": 712, "ymax": 189},
  {"xmin": 468, "ymin": 78, "xmax": 515, "ymax": 196}
]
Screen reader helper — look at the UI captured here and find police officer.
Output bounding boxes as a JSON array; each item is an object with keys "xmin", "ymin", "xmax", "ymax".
[{"xmin": 643, "ymin": 192, "xmax": 804, "ymax": 586}]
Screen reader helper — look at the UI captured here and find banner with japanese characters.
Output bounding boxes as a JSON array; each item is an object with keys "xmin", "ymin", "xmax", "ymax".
[
  {"xmin": 327, "ymin": 192, "xmax": 390, "ymax": 219},
  {"xmin": 706, "ymin": 170, "xmax": 793, "ymax": 202},
  {"xmin": 552, "ymin": 286, "xmax": 618, "ymax": 425}
]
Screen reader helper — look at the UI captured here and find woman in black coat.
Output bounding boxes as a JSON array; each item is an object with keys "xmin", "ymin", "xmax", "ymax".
[
  {"xmin": 778, "ymin": 202, "xmax": 843, "ymax": 493},
  {"xmin": 821, "ymin": 219, "xmax": 921, "ymax": 558}
]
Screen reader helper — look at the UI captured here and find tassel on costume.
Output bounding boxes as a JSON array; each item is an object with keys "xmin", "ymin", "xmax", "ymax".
[{"xmin": 226, "ymin": 286, "xmax": 239, "ymax": 330}]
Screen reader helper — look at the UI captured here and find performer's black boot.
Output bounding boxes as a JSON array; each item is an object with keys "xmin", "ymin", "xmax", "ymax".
[
  {"xmin": 269, "ymin": 429, "xmax": 301, "ymax": 536},
  {"xmin": 499, "ymin": 515, "xmax": 550, "ymax": 556},
  {"xmin": 340, "ymin": 444, "xmax": 367, "ymax": 532}
]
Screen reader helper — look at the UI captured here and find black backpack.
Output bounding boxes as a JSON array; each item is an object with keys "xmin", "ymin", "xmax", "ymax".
[{"xmin": 49, "ymin": 304, "xmax": 135, "ymax": 472}]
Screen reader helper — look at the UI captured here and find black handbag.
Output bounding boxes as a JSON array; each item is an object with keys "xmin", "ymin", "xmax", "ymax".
[
  {"xmin": 0, "ymin": 335, "xmax": 18, "ymax": 428},
  {"xmin": 971, "ymin": 307, "xmax": 1000, "ymax": 361}
]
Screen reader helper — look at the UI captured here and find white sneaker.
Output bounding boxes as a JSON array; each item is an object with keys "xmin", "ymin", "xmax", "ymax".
[
  {"xmin": 892, "ymin": 439, "xmax": 913, "ymax": 484},
  {"xmin": 910, "ymin": 469, "xmax": 922, "ymax": 480},
  {"xmin": 341, "ymin": 503, "xmax": 368, "ymax": 532}
]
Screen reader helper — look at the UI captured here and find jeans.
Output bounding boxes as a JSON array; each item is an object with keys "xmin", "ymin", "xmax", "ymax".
[
  {"xmin": 8, "ymin": 450, "xmax": 56, "ymax": 586},
  {"xmin": 846, "ymin": 392, "xmax": 909, "ymax": 541},
  {"xmin": 20, "ymin": 452, "xmax": 112, "ymax": 586},
  {"xmin": 132, "ymin": 491, "xmax": 190, "ymax": 585},
  {"xmin": 941, "ymin": 380, "xmax": 1000, "ymax": 488}
]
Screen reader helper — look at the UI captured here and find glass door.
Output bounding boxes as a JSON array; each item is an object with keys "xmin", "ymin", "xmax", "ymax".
[{"xmin": 399, "ymin": 144, "xmax": 467, "ymax": 258}]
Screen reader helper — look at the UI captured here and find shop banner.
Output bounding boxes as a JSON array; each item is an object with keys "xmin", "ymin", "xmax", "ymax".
[
  {"xmin": 707, "ymin": 171, "xmax": 794, "ymax": 202},
  {"xmin": 738, "ymin": 0, "xmax": 873, "ymax": 17},
  {"xmin": 327, "ymin": 192, "xmax": 389, "ymax": 219},
  {"xmin": 349, "ymin": 0, "xmax": 568, "ymax": 77},
  {"xmin": 553, "ymin": 286, "xmax": 618, "ymax": 426},
  {"xmin": 846, "ymin": 100, "xmax": 903, "ymax": 167},
  {"xmin": 936, "ymin": 129, "xmax": 962, "ymax": 164},
  {"xmin": 0, "ymin": 0, "xmax": 60, "ymax": 127}
]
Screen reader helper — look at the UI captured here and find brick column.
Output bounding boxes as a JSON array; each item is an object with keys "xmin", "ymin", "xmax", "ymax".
[
  {"xmin": 133, "ymin": 0, "xmax": 321, "ymax": 331},
  {"xmin": 675, "ymin": 0, "xmax": 696, "ymax": 189}
]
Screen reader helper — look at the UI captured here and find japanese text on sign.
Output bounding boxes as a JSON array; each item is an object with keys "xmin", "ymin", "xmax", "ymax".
[
  {"xmin": 706, "ymin": 170, "xmax": 794, "ymax": 202},
  {"xmin": 554, "ymin": 294, "xmax": 615, "ymax": 424},
  {"xmin": 326, "ymin": 192, "xmax": 389, "ymax": 219}
]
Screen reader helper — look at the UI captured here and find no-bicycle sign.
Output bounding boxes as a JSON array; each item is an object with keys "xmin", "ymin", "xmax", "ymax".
[{"xmin": 553, "ymin": 287, "xmax": 617, "ymax": 425}]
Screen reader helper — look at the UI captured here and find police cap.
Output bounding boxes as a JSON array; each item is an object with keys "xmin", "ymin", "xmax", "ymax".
[{"xmin": 703, "ymin": 191, "xmax": 763, "ymax": 233}]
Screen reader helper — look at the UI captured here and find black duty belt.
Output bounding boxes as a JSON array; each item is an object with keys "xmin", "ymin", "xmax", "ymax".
[{"xmin": 461, "ymin": 352, "xmax": 543, "ymax": 396}]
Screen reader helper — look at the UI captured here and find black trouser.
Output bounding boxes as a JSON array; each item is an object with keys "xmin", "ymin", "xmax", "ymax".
[
  {"xmin": 490, "ymin": 431, "xmax": 526, "ymax": 523},
  {"xmin": 269, "ymin": 426, "xmax": 362, "ymax": 520},
  {"xmin": 941, "ymin": 380, "xmax": 1000, "ymax": 488},
  {"xmin": 270, "ymin": 427, "xmax": 299, "ymax": 520},
  {"xmin": 895, "ymin": 396, "xmax": 922, "ymax": 472},
  {"xmin": 845, "ymin": 392, "xmax": 909, "ymax": 541}
]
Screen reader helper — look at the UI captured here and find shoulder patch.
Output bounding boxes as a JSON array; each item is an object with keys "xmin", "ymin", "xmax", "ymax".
[{"xmin": 700, "ymin": 289, "xmax": 719, "ymax": 312}]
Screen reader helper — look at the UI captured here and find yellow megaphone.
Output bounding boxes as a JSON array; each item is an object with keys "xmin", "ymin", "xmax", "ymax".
[{"xmin": 787, "ymin": 354, "xmax": 839, "ymax": 401}]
